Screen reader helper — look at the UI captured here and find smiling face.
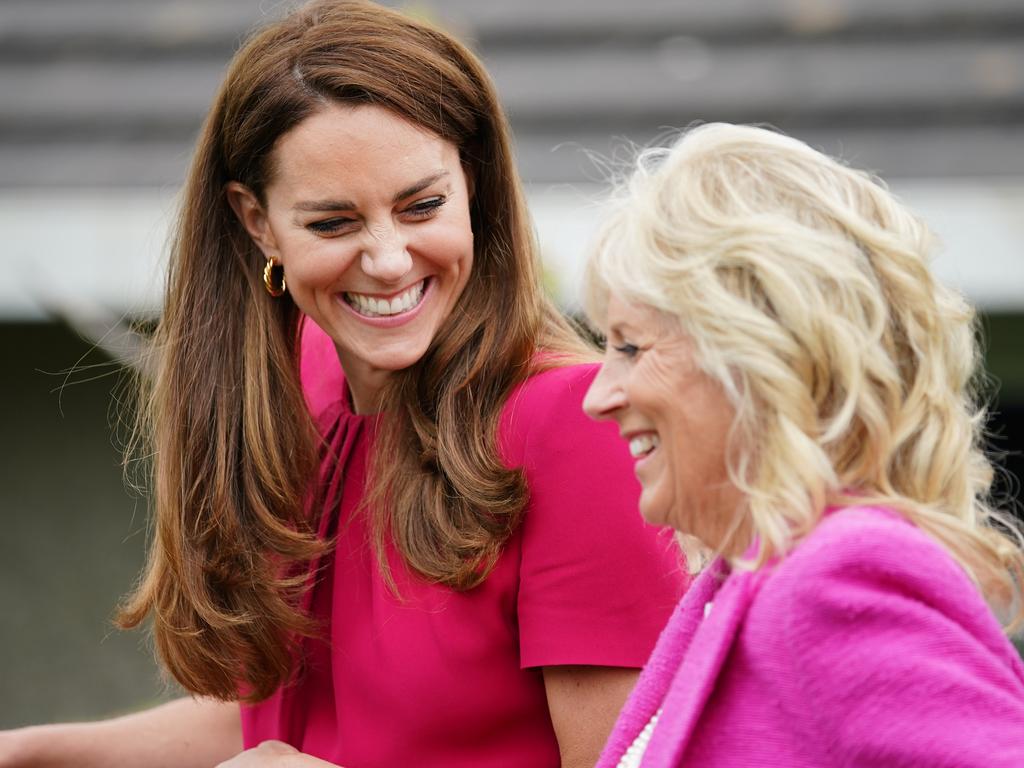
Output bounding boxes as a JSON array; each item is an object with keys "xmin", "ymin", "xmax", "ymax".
[
  {"xmin": 227, "ymin": 103, "xmax": 475, "ymax": 412},
  {"xmin": 583, "ymin": 294, "xmax": 743, "ymax": 550}
]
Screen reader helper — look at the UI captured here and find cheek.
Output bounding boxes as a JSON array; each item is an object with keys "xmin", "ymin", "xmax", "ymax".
[
  {"xmin": 426, "ymin": 199, "xmax": 475, "ymax": 255},
  {"xmin": 663, "ymin": 421, "xmax": 693, "ymax": 499},
  {"xmin": 660, "ymin": 398, "xmax": 726, "ymax": 510},
  {"xmin": 427, "ymin": 220, "xmax": 475, "ymax": 269},
  {"xmin": 627, "ymin": 361, "xmax": 678, "ymax": 422},
  {"xmin": 282, "ymin": 239, "xmax": 360, "ymax": 289}
]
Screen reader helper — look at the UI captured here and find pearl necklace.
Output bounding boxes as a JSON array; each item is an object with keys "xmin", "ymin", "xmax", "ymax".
[
  {"xmin": 615, "ymin": 600, "xmax": 710, "ymax": 766},
  {"xmin": 615, "ymin": 707, "xmax": 662, "ymax": 768}
]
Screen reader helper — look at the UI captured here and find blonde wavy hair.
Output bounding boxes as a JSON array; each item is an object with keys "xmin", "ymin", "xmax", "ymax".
[{"xmin": 585, "ymin": 123, "xmax": 1024, "ymax": 631}]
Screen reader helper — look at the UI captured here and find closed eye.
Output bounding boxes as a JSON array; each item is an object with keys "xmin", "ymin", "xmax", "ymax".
[
  {"xmin": 403, "ymin": 196, "xmax": 446, "ymax": 219},
  {"xmin": 305, "ymin": 195, "xmax": 446, "ymax": 235},
  {"xmin": 306, "ymin": 217, "xmax": 357, "ymax": 235}
]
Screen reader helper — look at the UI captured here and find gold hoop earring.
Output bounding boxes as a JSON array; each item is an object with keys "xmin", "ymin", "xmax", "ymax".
[{"xmin": 263, "ymin": 257, "xmax": 286, "ymax": 297}]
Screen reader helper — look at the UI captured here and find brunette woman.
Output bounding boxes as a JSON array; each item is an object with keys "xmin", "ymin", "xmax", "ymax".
[{"xmin": 0, "ymin": 2, "xmax": 684, "ymax": 767}]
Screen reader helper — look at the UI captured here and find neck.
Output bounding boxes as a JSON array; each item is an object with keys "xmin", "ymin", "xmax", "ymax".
[
  {"xmin": 335, "ymin": 348, "xmax": 390, "ymax": 415},
  {"xmin": 715, "ymin": 501, "xmax": 756, "ymax": 563}
]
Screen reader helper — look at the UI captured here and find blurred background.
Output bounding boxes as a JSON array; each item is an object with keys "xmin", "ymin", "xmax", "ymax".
[{"xmin": 1, "ymin": 0, "xmax": 1022, "ymax": 727}]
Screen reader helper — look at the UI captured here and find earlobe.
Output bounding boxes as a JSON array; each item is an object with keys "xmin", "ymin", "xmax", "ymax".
[{"xmin": 225, "ymin": 181, "xmax": 277, "ymax": 257}]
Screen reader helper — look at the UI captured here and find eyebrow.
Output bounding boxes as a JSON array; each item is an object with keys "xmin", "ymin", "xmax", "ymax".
[{"xmin": 292, "ymin": 170, "xmax": 450, "ymax": 213}]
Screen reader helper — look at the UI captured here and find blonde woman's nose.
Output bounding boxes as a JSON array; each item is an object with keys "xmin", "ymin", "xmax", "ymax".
[{"xmin": 583, "ymin": 362, "xmax": 627, "ymax": 421}]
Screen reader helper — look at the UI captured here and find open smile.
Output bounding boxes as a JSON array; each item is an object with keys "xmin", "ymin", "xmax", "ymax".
[
  {"xmin": 627, "ymin": 432, "xmax": 660, "ymax": 459},
  {"xmin": 343, "ymin": 278, "xmax": 429, "ymax": 318}
]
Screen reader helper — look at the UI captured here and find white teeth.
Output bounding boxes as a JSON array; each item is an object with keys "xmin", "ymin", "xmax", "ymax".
[
  {"xmin": 345, "ymin": 280, "xmax": 425, "ymax": 317},
  {"xmin": 628, "ymin": 434, "xmax": 660, "ymax": 458}
]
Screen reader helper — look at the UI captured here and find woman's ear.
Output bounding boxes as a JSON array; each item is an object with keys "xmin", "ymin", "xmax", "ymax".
[{"xmin": 225, "ymin": 181, "xmax": 278, "ymax": 258}]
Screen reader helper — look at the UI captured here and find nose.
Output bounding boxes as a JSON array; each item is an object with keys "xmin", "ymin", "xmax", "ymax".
[
  {"xmin": 583, "ymin": 360, "xmax": 627, "ymax": 422},
  {"xmin": 360, "ymin": 225, "xmax": 412, "ymax": 284}
]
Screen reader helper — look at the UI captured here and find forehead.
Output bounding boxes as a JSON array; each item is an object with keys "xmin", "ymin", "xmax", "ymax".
[
  {"xmin": 268, "ymin": 103, "xmax": 459, "ymax": 195},
  {"xmin": 606, "ymin": 294, "xmax": 674, "ymax": 334}
]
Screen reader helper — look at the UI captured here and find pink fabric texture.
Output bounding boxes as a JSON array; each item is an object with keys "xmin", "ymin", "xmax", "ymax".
[
  {"xmin": 598, "ymin": 505, "xmax": 1024, "ymax": 767},
  {"xmin": 240, "ymin": 321, "xmax": 687, "ymax": 767}
]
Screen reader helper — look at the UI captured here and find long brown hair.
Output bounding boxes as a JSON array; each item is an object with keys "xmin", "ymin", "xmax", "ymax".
[{"xmin": 118, "ymin": 0, "xmax": 587, "ymax": 702}]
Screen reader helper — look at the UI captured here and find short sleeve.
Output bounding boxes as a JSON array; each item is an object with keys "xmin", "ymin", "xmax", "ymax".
[
  {"xmin": 503, "ymin": 364, "xmax": 688, "ymax": 669},
  {"xmin": 777, "ymin": 508, "xmax": 1024, "ymax": 767}
]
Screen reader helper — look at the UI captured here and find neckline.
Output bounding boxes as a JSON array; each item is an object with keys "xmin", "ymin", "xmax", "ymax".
[{"xmin": 332, "ymin": 368, "xmax": 376, "ymax": 421}]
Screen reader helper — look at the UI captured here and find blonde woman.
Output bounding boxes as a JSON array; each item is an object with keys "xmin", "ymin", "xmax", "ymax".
[{"xmin": 583, "ymin": 123, "xmax": 1024, "ymax": 767}]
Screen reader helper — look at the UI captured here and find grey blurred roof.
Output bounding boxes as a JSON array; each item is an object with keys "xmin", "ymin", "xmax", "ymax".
[{"xmin": 2, "ymin": 0, "xmax": 1023, "ymax": 187}]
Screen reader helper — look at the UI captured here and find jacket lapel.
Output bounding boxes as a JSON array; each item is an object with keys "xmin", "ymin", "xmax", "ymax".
[
  {"xmin": 642, "ymin": 567, "xmax": 757, "ymax": 766},
  {"xmin": 598, "ymin": 558, "xmax": 731, "ymax": 767}
]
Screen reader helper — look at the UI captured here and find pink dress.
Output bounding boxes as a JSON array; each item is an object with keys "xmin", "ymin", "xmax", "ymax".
[{"xmin": 241, "ymin": 322, "xmax": 687, "ymax": 767}]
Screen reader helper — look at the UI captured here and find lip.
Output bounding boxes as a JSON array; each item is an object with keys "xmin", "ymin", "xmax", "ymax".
[
  {"xmin": 338, "ymin": 277, "xmax": 432, "ymax": 328},
  {"xmin": 345, "ymin": 278, "xmax": 428, "ymax": 302},
  {"xmin": 621, "ymin": 429, "xmax": 660, "ymax": 469},
  {"xmin": 621, "ymin": 429, "xmax": 659, "ymax": 444}
]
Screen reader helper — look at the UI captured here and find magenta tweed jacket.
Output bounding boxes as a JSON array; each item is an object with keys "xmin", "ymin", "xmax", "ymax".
[{"xmin": 598, "ymin": 506, "xmax": 1024, "ymax": 767}]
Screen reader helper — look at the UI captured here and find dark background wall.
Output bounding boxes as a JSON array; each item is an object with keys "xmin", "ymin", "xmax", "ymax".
[
  {"xmin": 984, "ymin": 314, "xmax": 1024, "ymax": 510},
  {"xmin": 1, "ymin": 324, "xmax": 173, "ymax": 725}
]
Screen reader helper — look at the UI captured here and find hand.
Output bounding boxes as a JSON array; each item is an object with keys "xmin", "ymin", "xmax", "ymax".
[{"xmin": 215, "ymin": 740, "xmax": 341, "ymax": 768}]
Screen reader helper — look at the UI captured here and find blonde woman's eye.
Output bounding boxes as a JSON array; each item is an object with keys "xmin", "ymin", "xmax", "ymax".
[{"xmin": 613, "ymin": 343, "xmax": 640, "ymax": 358}]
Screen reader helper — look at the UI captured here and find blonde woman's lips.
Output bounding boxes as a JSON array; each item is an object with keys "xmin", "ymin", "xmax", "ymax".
[{"xmin": 628, "ymin": 433, "xmax": 660, "ymax": 458}]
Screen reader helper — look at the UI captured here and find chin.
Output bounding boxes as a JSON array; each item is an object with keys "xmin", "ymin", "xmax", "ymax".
[
  {"xmin": 369, "ymin": 344, "xmax": 434, "ymax": 372},
  {"xmin": 638, "ymin": 497, "xmax": 672, "ymax": 528}
]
